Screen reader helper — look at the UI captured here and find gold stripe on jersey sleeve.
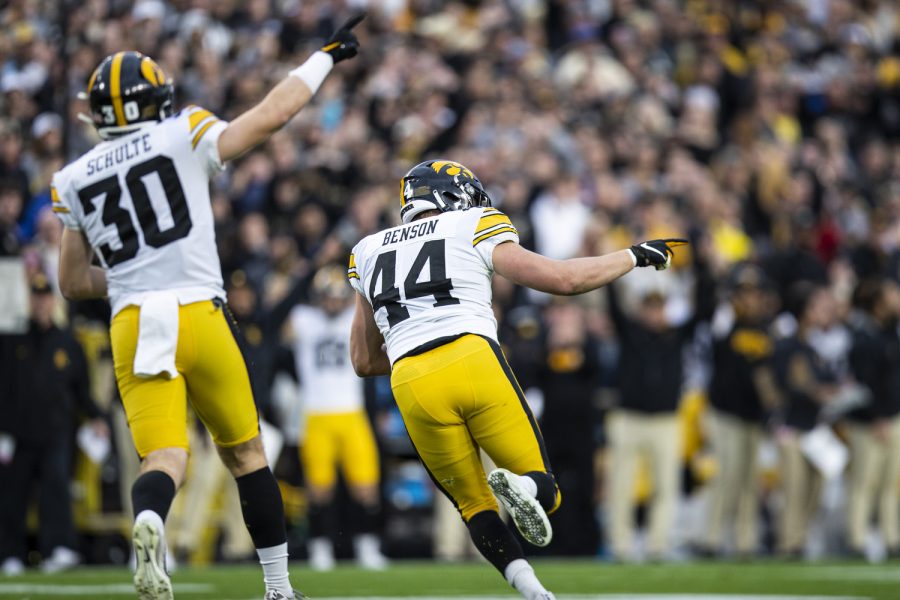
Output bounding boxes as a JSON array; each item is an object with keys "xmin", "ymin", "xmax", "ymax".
[
  {"xmin": 191, "ymin": 119, "xmax": 219, "ymax": 149},
  {"xmin": 188, "ymin": 107, "xmax": 214, "ymax": 132},
  {"xmin": 52, "ymin": 205, "xmax": 71, "ymax": 214},
  {"xmin": 473, "ymin": 226, "xmax": 517, "ymax": 247},
  {"xmin": 348, "ymin": 272, "xmax": 360, "ymax": 280},
  {"xmin": 51, "ymin": 185, "xmax": 61, "ymax": 204},
  {"xmin": 475, "ymin": 213, "xmax": 512, "ymax": 235},
  {"xmin": 110, "ymin": 51, "xmax": 126, "ymax": 126},
  {"xmin": 348, "ymin": 253, "xmax": 356, "ymax": 269}
]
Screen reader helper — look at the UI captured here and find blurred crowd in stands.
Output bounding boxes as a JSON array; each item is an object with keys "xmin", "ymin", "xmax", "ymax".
[{"xmin": 1, "ymin": 0, "xmax": 900, "ymax": 571}]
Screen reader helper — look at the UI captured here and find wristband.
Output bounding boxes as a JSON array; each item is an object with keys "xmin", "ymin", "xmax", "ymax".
[
  {"xmin": 627, "ymin": 248, "xmax": 638, "ymax": 267},
  {"xmin": 290, "ymin": 51, "xmax": 334, "ymax": 95}
]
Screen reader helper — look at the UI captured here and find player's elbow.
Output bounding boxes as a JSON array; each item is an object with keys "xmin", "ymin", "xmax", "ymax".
[
  {"xmin": 267, "ymin": 109, "xmax": 293, "ymax": 132},
  {"xmin": 259, "ymin": 99, "xmax": 294, "ymax": 133},
  {"xmin": 58, "ymin": 271, "xmax": 85, "ymax": 300},
  {"xmin": 352, "ymin": 362, "xmax": 373, "ymax": 377},
  {"xmin": 552, "ymin": 266, "xmax": 581, "ymax": 296},
  {"xmin": 350, "ymin": 344, "xmax": 373, "ymax": 377},
  {"xmin": 351, "ymin": 348, "xmax": 390, "ymax": 378},
  {"xmin": 351, "ymin": 356, "xmax": 377, "ymax": 378},
  {"xmin": 515, "ymin": 263, "xmax": 580, "ymax": 296}
]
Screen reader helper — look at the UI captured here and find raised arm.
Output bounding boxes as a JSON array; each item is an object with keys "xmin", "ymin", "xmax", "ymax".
[
  {"xmin": 492, "ymin": 238, "xmax": 686, "ymax": 296},
  {"xmin": 263, "ymin": 269, "xmax": 317, "ymax": 334},
  {"xmin": 216, "ymin": 14, "xmax": 364, "ymax": 163},
  {"xmin": 58, "ymin": 228, "xmax": 107, "ymax": 300}
]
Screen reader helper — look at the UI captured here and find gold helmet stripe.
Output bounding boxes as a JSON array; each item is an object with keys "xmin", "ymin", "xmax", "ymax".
[
  {"xmin": 399, "ymin": 177, "xmax": 406, "ymax": 206},
  {"xmin": 110, "ymin": 51, "xmax": 127, "ymax": 126},
  {"xmin": 86, "ymin": 65, "xmax": 100, "ymax": 95}
]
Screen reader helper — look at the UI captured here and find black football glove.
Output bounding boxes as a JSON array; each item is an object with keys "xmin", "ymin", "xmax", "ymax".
[
  {"xmin": 321, "ymin": 13, "xmax": 365, "ymax": 63},
  {"xmin": 629, "ymin": 238, "xmax": 689, "ymax": 270}
]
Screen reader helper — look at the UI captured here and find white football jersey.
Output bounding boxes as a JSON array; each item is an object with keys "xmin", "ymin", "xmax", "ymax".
[
  {"xmin": 52, "ymin": 106, "xmax": 228, "ymax": 316},
  {"xmin": 348, "ymin": 207, "xmax": 518, "ymax": 364},
  {"xmin": 289, "ymin": 304, "xmax": 364, "ymax": 415}
]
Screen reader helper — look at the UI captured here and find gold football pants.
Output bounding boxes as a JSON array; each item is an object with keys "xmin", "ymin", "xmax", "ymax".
[
  {"xmin": 301, "ymin": 410, "xmax": 380, "ymax": 488},
  {"xmin": 111, "ymin": 300, "xmax": 259, "ymax": 458},
  {"xmin": 391, "ymin": 334, "xmax": 556, "ymax": 521}
]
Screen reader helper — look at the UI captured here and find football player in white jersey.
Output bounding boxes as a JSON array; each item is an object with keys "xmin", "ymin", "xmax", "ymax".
[
  {"xmin": 53, "ymin": 15, "xmax": 365, "ymax": 600},
  {"xmin": 288, "ymin": 266, "xmax": 387, "ymax": 571},
  {"xmin": 348, "ymin": 160, "xmax": 686, "ymax": 600}
]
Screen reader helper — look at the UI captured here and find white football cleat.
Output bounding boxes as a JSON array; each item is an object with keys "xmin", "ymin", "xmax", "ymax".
[
  {"xmin": 132, "ymin": 519, "xmax": 173, "ymax": 600},
  {"xmin": 355, "ymin": 534, "xmax": 389, "ymax": 571},
  {"xmin": 308, "ymin": 537, "xmax": 335, "ymax": 572},
  {"xmin": 488, "ymin": 468, "xmax": 552, "ymax": 547},
  {"xmin": 41, "ymin": 546, "xmax": 80, "ymax": 573},
  {"xmin": 1, "ymin": 557, "xmax": 24, "ymax": 576}
]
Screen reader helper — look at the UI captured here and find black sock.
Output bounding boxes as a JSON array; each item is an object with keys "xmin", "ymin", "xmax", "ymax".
[
  {"xmin": 131, "ymin": 471, "xmax": 176, "ymax": 521},
  {"xmin": 465, "ymin": 510, "xmax": 525, "ymax": 574},
  {"xmin": 307, "ymin": 500, "xmax": 337, "ymax": 539},
  {"xmin": 235, "ymin": 467, "xmax": 287, "ymax": 549},
  {"xmin": 354, "ymin": 499, "xmax": 381, "ymax": 535},
  {"xmin": 524, "ymin": 471, "xmax": 558, "ymax": 513}
]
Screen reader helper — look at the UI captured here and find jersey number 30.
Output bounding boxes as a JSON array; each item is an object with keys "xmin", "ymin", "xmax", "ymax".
[
  {"xmin": 369, "ymin": 240, "xmax": 460, "ymax": 327},
  {"xmin": 76, "ymin": 156, "xmax": 191, "ymax": 267}
]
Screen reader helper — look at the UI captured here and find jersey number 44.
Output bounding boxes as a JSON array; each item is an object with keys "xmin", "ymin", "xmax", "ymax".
[{"xmin": 369, "ymin": 239, "xmax": 460, "ymax": 328}]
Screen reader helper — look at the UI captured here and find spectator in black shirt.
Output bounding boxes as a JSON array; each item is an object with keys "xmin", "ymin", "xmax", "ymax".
[
  {"xmin": 535, "ymin": 301, "xmax": 601, "ymax": 556},
  {"xmin": 0, "ymin": 180, "xmax": 22, "ymax": 256},
  {"xmin": 605, "ymin": 253, "xmax": 715, "ymax": 561},
  {"xmin": 773, "ymin": 283, "xmax": 839, "ymax": 558},
  {"xmin": 0, "ymin": 274, "xmax": 107, "ymax": 575},
  {"xmin": 846, "ymin": 279, "xmax": 900, "ymax": 558},
  {"xmin": 702, "ymin": 263, "xmax": 780, "ymax": 557},
  {"xmin": 763, "ymin": 213, "xmax": 829, "ymax": 301}
]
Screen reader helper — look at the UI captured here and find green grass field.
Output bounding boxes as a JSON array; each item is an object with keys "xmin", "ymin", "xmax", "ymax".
[{"xmin": 0, "ymin": 560, "xmax": 898, "ymax": 600}]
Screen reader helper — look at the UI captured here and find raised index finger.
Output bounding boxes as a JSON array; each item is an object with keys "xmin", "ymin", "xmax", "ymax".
[
  {"xmin": 662, "ymin": 238, "xmax": 689, "ymax": 247},
  {"xmin": 341, "ymin": 12, "xmax": 366, "ymax": 31}
]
